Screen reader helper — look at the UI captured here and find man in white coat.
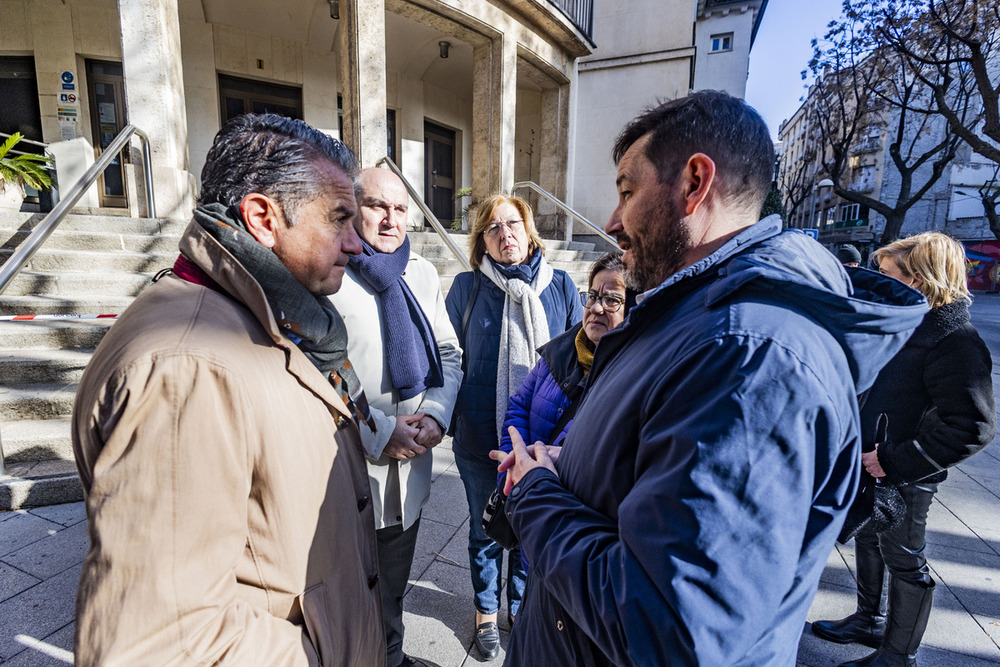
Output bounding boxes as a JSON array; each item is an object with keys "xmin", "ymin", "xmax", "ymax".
[{"xmin": 329, "ymin": 167, "xmax": 462, "ymax": 667}]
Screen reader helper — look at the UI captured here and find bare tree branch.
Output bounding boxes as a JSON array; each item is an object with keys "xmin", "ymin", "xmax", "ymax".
[{"xmin": 807, "ymin": 1, "xmax": 965, "ymax": 244}]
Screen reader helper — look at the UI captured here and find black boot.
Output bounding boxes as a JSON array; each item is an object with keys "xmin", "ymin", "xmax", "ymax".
[
  {"xmin": 838, "ymin": 579, "xmax": 934, "ymax": 667},
  {"xmin": 813, "ymin": 542, "xmax": 887, "ymax": 647},
  {"xmin": 812, "ymin": 611, "xmax": 886, "ymax": 648}
]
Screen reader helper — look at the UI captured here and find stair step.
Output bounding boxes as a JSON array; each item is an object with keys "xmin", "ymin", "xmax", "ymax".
[
  {"xmin": 1, "ymin": 418, "xmax": 73, "ymax": 463},
  {"xmin": 0, "ymin": 295, "xmax": 134, "ymax": 316},
  {"xmin": 1, "ymin": 247, "xmax": 175, "ymax": 273},
  {"xmin": 0, "ymin": 211, "xmax": 186, "ymax": 235},
  {"xmin": 410, "ymin": 245, "xmax": 601, "ymax": 263},
  {"xmin": 0, "ymin": 319, "xmax": 114, "ymax": 350},
  {"xmin": 407, "ymin": 229, "xmax": 598, "ymax": 253},
  {"xmin": 1, "ymin": 228, "xmax": 181, "ymax": 253},
  {"xmin": 0, "ymin": 349, "xmax": 94, "ymax": 384},
  {"xmin": 3, "ymin": 270, "xmax": 155, "ymax": 297},
  {"xmin": 0, "ymin": 383, "xmax": 79, "ymax": 421},
  {"xmin": 0, "ymin": 460, "xmax": 83, "ymax": 510}
]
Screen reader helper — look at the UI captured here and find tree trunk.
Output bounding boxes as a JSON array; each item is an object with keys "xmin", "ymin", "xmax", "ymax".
[
  {"xmin": 985, "ymin": 199, "xmax": 1000, "ymax": 242},
  {"xmin": 879, "ymin": 211, "xmax": 907, "ymax": 246}
]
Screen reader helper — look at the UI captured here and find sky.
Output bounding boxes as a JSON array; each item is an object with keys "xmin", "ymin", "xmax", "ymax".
[{"xmin": 745, "ymin": 0, "xmax": 845, "ymax": 139}]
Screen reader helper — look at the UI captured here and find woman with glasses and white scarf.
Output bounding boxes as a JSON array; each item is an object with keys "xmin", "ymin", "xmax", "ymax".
[{"xmin": 445, "ymin": 194, "xmax": 582, "ymax": 661}]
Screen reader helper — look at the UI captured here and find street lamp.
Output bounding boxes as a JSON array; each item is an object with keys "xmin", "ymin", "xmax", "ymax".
[{"xmin": 811, "ymin": 178, "xmax": 834, "ymax": 229}]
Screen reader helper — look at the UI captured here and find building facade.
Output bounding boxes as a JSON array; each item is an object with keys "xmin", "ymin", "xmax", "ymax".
[
  {"xmin": 779, "ymin": 80, "xmax": 997, "ymax": 257},
  {"xmin": 1, "ymin": 0, "xmax": 765, "ymax": 228}
]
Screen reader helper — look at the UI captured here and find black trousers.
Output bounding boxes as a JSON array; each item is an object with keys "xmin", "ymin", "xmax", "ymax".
[
  {"xmin": 855, "ymin": 481, "xmax": 938, "ymax": 594},
  {"xmin": 378, "ymin": 517, "xmax": 421, "ymax": 667}
]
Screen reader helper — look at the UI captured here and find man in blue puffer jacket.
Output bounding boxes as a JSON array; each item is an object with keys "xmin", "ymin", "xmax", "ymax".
[{"xmin": 495, "ymin": 91, "xmax": 929, "ymax": 666}]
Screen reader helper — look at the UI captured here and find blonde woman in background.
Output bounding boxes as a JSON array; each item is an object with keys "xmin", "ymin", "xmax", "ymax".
[{"xmin": 813, "ymin": 232, "xmax": 996, "ymax": 667}]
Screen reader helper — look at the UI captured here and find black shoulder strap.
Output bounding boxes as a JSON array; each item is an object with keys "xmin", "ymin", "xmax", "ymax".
[
  {"xmin": 460, "ymin": 273, "xmax": 481, "ymax": 344},
  {"xmin": 548, "ymin": 396, "xmax": 581, "ymax": 446}
]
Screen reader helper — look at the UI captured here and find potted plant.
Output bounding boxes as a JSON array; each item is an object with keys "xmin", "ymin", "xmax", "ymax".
[
  {"xmin": 0, "ymin": 132, "xmax": 53, "ymax": 211},
  {"xmin": 452, "ymin": 186, "xmax": 472, "ymax": 231}
]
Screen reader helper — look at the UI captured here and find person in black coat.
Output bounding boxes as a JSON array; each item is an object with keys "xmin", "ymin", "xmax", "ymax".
[{"xmin": 813, "ymin": 232, "xmax": 997, "ymax": 667}]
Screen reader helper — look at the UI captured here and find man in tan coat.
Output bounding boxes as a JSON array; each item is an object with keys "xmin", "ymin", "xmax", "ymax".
[{"xmin": 72, "ymin": 114, "xmax": 385, "ymax": 666}]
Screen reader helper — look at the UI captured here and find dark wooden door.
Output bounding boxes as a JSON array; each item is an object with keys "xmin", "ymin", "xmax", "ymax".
[{"xmin": 424, "ymin": 120, "xmax": 456, "ymax": 225}]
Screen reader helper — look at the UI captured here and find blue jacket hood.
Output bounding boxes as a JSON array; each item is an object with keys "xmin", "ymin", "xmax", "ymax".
[{"xmin": 639, "ymin": 216, "xmax": 928, "ymax": 393}]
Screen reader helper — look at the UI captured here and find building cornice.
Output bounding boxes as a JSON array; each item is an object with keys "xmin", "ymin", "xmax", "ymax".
[
  {"xmin": 697, "ymin": 0, "xmax": 768, "ymax": 49},
  {"xmin": 578, "ymin": 46, "xmax": 696, "ymax": 73}
]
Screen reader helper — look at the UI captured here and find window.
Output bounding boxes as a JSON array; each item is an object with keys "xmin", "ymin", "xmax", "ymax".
[
  {"xmin": 337, "ymin": 95, "xmax": 397, "ymax": 162},
  {"xmin": 710, "ymin": 33, "xmax": 733, "ymax": 53},
  {"xmin": 219, "ymin": 74, "xmax": 303, "ymax": 124},
  {"xmin": 840, "ymin": 204, "xmax": 860, "ymax": 222},
  {"xmin": 821, "ymin": 207, "xmax": 835, "ymax": 229}
]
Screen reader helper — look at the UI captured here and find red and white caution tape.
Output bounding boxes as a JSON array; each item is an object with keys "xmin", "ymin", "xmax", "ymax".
[{"xmin": 0, "ymin": 313, "xmax": 119, "ymax": 321}]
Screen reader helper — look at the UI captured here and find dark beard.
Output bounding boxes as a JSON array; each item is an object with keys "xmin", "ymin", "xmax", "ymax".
[{"xmin": 621, "ymin": 197, "xmax": 691, "ymax": 292}]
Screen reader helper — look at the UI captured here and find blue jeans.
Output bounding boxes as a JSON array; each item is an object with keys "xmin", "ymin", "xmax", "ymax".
[{"xmin": 455, "ymin": 449, "xmax": 526, "ymax": 617}]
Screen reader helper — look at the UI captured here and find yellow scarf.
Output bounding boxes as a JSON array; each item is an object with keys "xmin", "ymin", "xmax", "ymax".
[{"xmin": 575, "ymin": 326, "xmax": 595, "ymax": 374}]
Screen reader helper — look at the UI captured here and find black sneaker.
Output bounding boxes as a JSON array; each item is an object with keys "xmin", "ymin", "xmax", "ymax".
[{"xmin": 475, "ymin": 621, "xmax": 500, "ymax": 660}]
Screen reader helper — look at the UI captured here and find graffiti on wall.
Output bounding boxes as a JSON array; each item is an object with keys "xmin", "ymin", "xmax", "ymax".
[{"xmin": 963, "ymin": 240, "xmax": 1000, "ymax": 292}]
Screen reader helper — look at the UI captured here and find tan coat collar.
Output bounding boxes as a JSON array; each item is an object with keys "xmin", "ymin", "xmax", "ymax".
[{"xmin": 177, "ymin": 220, "xmax": 353, "ymax": 421}]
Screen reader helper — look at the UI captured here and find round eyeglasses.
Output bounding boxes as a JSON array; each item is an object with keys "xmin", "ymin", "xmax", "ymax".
[
  {"xmin": 582, "ymin": 291, "xmax": 626, "ymax": 313},
  {"xmin": 485, "ymin": 219, "xmax": 524, "ymax": 238}
]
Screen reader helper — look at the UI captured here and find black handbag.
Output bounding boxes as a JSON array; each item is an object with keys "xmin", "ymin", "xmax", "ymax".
[
  {"xmin": 483, "ymin": 398, "xmax": 581, "ymax": 550},
  {"xmin": 483, "ymin": 486, "xmax": 519, "ymax": 550},
  {"xmin": 837, "ymin": 414, "xmax": 908, "ymax": 544}
]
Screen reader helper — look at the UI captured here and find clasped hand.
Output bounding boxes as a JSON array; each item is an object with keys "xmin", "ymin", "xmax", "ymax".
[
  {"xmin": 383, "ymin": 413, "xmax": 444, "ymax": 460},
  {"xmin": 489, "ymin": 426, "xmax": 560, "ymax": 495}
]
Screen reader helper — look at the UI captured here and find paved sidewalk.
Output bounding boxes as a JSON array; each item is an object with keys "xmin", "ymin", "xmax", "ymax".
[{"xmin": 2, "ymin": 294, "xmax": 1000, "ymax": 666}]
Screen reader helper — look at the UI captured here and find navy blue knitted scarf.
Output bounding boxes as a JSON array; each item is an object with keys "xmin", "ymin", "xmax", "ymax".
[{"xmin": 349, "ymin": 236, "xmax": 444, "ymax": 400}]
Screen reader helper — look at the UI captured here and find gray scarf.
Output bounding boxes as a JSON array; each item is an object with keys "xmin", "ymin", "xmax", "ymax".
[
  {"xmin": 480, "ymin": 254, "xmax": 553, "ymax": 439},
  {"xmin": 192, "ymin": 202, "xmax": 375, "ymax": 431}
]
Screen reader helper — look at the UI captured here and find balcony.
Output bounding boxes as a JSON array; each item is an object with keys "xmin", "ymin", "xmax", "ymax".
[
  {"xmin": 833, "ymin": 218, "xmax": 868, "ymax": 229},
  {"xmin": 548, "ymin": 0, "xmax": 594, "ymax": 41},
  {"xmin": 851, "ymin": 138, "xmax": 882, "ymax": 155},
  {"xmin": 848, "ymin": 178, "xmax": 875, "ymax": 194},
  {"xmin": 819, "ymin": 219, "xmax": 874, "ymax": 244}
]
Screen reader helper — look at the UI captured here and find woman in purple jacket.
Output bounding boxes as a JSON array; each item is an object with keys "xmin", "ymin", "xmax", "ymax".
[{"xmin": 497, "ymin": 251, "xmax": 632, "ymax": 509}]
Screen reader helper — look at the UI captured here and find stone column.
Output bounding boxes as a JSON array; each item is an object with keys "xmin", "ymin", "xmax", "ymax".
[
  {"xmin": 471, "ymin": 35, "xmax": 517, "ymax": 200},
  {"xmin": 537, "ymin": 83, "xmax": 572, "ymax": 235},
  {"xmin": 399, "ymin": 77, "xmax": 426, "ymax": 228},
  {"xmin": 337, "ymin": 0, "xmax": 388, "ymax": 168},
  {"xmin": 118, "ymin": 0, "xmax": 193, "ymax": 219}
]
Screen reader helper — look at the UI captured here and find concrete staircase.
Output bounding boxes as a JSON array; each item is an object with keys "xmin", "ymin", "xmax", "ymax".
[{"xmin": 0, "ymin": 212, "xmax": 603, "ymax": 509}]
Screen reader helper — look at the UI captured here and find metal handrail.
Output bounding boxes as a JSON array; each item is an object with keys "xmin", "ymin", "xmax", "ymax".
[
  {"xmin": 0, "ymin": 124, "xmax": 155, "ymax": 295},
  {"xmin": 0, "ymin": 131, "xmax": 48, "ymax": 150},
  {"xmin": 374, "ymin": 156, "xmax": 472, "ymax": 272},
  {"xmin": 0, "ymin": 131, "xmax": 55, "ymax": 179},
  {"xmin": 511, "ymin": 180, "xmax": 617, "ymax": 246}
]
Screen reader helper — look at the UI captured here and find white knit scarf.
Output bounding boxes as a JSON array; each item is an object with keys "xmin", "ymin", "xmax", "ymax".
[{"xmin": 480, "ymin": 255, "xmax": 554, "ymax": 440}]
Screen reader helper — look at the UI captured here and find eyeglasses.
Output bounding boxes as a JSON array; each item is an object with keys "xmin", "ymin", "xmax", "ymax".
[
  {"xmin": 485, "ymin": 219, "xmax": 524, "ymax": 238},
  {"xmin": 582, "ymin": 291, "xmax": 626, "ymax": 313}
]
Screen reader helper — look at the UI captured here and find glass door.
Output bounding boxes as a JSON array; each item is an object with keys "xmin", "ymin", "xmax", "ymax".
[{"xmin": 85, "ymin": 60, "xmax": 127, "ymax": 208}]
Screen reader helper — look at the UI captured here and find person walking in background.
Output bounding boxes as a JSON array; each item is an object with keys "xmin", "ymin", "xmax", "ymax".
[
  {"xmin": 445, "ymin": 193, "xmax": 581, "ymax": 660},
  {"xmin": 71, "ymin": 114, "xmax": 384, "ymax": 665},
  {"xmin": 328, "ymin": 167, "xmax": 462, "ymax": 667},
  {"xmin": 494, "ymin": 91, "xmax": 928, "ymax": 666},
  {"xmin": 813, "ymin": 232, "xmax": 996, "ymax": 667},
  {"xmin": 836, "ymin": 243, "xmax": 863, "ymax": 267}
]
